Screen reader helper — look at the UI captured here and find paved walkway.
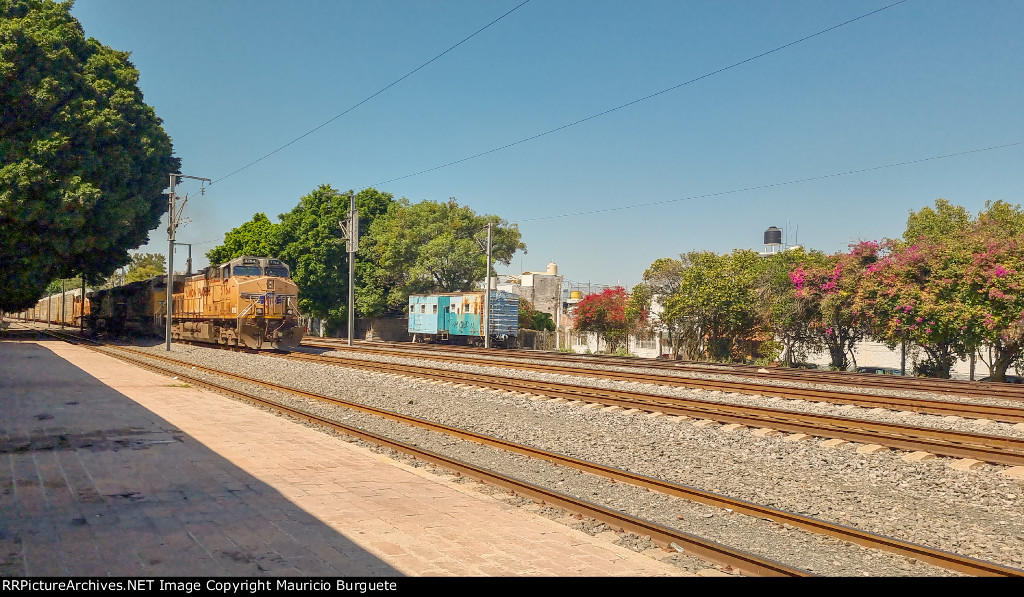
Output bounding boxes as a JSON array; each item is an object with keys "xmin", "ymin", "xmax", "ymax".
[{"xmin": 0, "ymin": 329, "xmax": 690, "ymax": 577}]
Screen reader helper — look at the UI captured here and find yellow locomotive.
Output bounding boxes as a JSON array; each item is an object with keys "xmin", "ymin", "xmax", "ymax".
[{"xmin": 172, "ymin": 256, "xmax": 303, "ymax": 349}]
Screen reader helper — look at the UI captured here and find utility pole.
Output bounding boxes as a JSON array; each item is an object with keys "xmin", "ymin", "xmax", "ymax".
[
  {"xmin": 484, "ymin": 223, "xmax": 493, "ymax": 349},
  {"xmin": 166, "ymin": 173, "xmax": 210, "ymax": 351},
  {"xmin": 339, "ymin": 192, "xmax": 358, "ymax": 346}
]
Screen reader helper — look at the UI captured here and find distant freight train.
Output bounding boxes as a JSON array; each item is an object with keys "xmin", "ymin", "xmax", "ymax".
[
  {"xmin": 16, "ymin": 256, "xmax": 303, "ymax": 350},
  {"xmin": 408, "ymin": 290, "xmax": 518, "ymax": 346}
]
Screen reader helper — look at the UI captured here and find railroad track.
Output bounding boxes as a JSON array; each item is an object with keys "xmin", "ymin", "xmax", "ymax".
[
  {"xmin": 28, "ymin": 329, "xmax": 1024, "ymax": 466},
  {"xmin": 292, "ymin": 348, "xmax": 1024, "ymax": 467},
  {"xmin": 28, "ymin": 329, "xmax": 1024, "ymax": 577},
  {"xmin": 49, "ymin": 335, "xmax": 1020, "ymax": 577},
  {"xmin": 308, "ymin": 337, "xmax": 1024, "ymax": 402},
  {"xmin": 303, "ymin": 340, "xmax": 1024, "ymax": 424}
]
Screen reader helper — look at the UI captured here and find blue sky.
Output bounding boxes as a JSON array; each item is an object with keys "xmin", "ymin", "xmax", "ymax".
[{"xmin": 70, "ymin": 0, "xmax": 1023, "ymax": 291}]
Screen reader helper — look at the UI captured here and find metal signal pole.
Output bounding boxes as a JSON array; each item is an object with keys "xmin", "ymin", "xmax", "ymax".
[
  {"xmin": 166, "ymin": 173, "xmax": 210, "ymax": 351},
  {"xmin": 484, "ymin": 223, "xmax": 492, "ymax": 349},
  {"xmin": 339, "ymin": 192, "xmax": 358, "ymax": 346}
]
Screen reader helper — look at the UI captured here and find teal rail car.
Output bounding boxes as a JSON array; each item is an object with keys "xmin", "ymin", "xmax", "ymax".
[{"xmin": 408, "ymin": 291, "xmax": 518, "ymax": 346}]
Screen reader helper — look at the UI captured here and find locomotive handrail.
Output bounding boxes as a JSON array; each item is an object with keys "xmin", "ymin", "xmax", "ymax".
[{"xmin": 236, "ymin": 299, "xmax": 258, "ymax": 322}]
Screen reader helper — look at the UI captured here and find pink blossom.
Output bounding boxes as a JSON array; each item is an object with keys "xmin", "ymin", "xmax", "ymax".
[{"xmin": 789, "ymin": 268, "xmax": 806, "ymax": 290}]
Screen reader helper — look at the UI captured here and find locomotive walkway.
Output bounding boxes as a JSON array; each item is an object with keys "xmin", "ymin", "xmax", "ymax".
[{"xmin": 0, "ymin": 325, "xmax": 690, "ymax": 578}]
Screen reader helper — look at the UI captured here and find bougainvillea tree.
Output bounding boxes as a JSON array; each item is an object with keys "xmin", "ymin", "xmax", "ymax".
[
  {"xmin": 858, "ymin": 200, "xmax": 1024, "ymax": 379},
  {"xmin": 755, "ymin": 247, "xmax": 828, "ymax": 367},
  {"xmin": 855, "ymin": 239, "xmax": 973, "ymax": 378},
  {"xmin": 791, "ymin": 242, "xmax": 878, "ymax": 371},
  {"xmin": 573, "ymin": 286, "xmax": 643, "ymax": 352}
]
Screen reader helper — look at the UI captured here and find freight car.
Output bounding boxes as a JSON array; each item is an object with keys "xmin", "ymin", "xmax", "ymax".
[
  {"xmin": 85, "ymin": 255, "xmax": 303, "ymax": 350},
  {"xmin": 85, "ymin": 275, "xmax": 181, "ymax": 338},
  {"xmin": 15, "ymin": 287, "xmax": 89, "ymax": 328},
  {"xmin": 408, "ymin": 290, "xmax": 518, "ymax": 346}
]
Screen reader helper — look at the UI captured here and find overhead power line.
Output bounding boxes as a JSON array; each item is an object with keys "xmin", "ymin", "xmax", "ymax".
[
  {"xmin": 519, "ymin": 141, "xmax": 1024, "ymax": 222},
  {"xmin": 211, "ymin": 0, "xmax": 532, "ymax": 186},
  {"xmin": 371, "ymin": 0, "xmax": 909, "ymax": 188}
]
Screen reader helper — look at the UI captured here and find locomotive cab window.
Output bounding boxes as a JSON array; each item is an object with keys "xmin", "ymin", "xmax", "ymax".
[
  {"xmin": 264, "ymin": 266, "xmax": 289, "ymax": 277},
  {"xmin": 232, "ymin": 265, "xmax": 262, "ymax": 276}
]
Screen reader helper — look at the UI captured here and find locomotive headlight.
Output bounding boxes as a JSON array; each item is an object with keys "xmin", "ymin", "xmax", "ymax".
[{"xmin": 267, "ymin": 279, "xmax": 275, "ymax": 290}]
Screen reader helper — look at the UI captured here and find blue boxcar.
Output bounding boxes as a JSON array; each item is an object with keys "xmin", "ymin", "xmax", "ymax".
[{"xmin": 408, "ymin": 291, "xmax": 518, "ymax": 346}]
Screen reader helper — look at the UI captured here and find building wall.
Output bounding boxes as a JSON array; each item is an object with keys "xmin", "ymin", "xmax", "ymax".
[{"xmin": 521, "ymin": 273, "xmax": 563, "ymax": 316}]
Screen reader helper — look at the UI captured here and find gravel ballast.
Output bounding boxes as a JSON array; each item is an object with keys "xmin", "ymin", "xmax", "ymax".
[{"xmin": 126, "ymin": 342, "xmax": 1024, "ymax": 577}]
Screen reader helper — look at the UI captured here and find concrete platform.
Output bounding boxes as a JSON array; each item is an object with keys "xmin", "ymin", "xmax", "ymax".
[{"xmin": 0, "ymin": 331, "xmax": 689, "ymax": 578}]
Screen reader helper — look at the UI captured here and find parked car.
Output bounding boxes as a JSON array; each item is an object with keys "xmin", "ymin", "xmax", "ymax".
[{"xmin": 856, "ymin": 366, "xmax": 903, "ymax": 375}]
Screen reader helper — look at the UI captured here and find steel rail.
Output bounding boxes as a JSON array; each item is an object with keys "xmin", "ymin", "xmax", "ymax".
[
  {"xmin": 83, "ymin": 343, "xmax": 808, "ymax": 577},
  {"xmin": 302, "ymin": 341, "xmax": 1024, "ymax": 422},
  {"xmin": 279, "ymin": 350, "xmax": 1024, "ymax": 467},
  {"xmin": 309, "ymin": 338, "xmax": 1024, "ymax": 401},
  {"xmin": 90, "ymin": 343, "xmax": 1022, "ymax": 577}
]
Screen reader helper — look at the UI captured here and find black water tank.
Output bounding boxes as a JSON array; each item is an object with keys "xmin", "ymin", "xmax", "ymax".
[{"xmin": 764, "ymin": 226, "xmax": 782, "ymax": 245}]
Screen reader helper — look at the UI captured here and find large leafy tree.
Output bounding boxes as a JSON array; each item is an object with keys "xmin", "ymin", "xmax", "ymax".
[
  {"xmin": 902, "ymin": 198, "xmax": 972, "ymax": 245},
  {"xmin": 791, "ymin": 242, "xmax": 877, "ymax": 371},
  {"xmin": 0, "ymin": 0, "xmax": 179, "ymax": 311},
  {"xmin": 124, "ymin": 252, "xmax": 165, "ymax": 283},
  {"xmin": 276, "ymin": 186, "xmax": 393, "ymax": 330},
  {"xmin": 205, "ymin": 212, "xmax": 281, "ymax": 266},
  {"xmin": 204, "ymin": 187, "xmax": 394, "ymax": 331},
  {"xmin": 664, "ymin": 250, "xmax": 763, "ymax": 361},
  {"xmin": 627, "ymin": 257, "xmax": 687, "ymax": 358},
  {"xmin": 755, "ymin": 247, "xmax": 827, "ymax": 367},
  {"xmin": 364, "ymin": 197, "xmax": 525, "ymax": 315},
  {"xmin": 855, "ymin": 240, "xmax": 970, "ymax": 378},
  {"xmin": 859, "ymin": 201, "xmax": 1024, "ymax": 379}
]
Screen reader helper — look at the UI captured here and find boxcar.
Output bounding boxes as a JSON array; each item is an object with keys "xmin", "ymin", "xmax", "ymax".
[{"xmin": 408, "ymin": 290, "xmax": 518, "ymax": 346}]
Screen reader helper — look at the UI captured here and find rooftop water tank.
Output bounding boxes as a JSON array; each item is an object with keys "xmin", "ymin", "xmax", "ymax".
[
  {"xmin": 546, "ymin": 262, "xmax": 558, "ymax": 275},
  {"xmin": 764, "ymin": 226, "xmax": 782, "ymax": 246}
]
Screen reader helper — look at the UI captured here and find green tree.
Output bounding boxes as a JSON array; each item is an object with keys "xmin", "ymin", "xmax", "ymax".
[
  {"xmin": 859, "ymin": 202, "xmax": 1024, "ymax": 379},
  {"xmin": 124, "ymin": 252, "xmax": 165, "ymax": 283},
  {"xmin": 364, "ymin": 197, "xmax": 525, "ymax": 314},
  {"xmin": 856, "ymin": 239, "xmax": 967, "ymax": 377},
  {"xmin": 274, "ymin": 185, "xmax": 394, "ymax": 331},
  {"xmin": 664, "ymin": 250, "xmax": 763, "ymax": 361},
  {"xmin": 45, "ymin": 275, "xmax": 84, "ymax": 295},
  {"xmin": 205, "ymin": 213, "xmax": 281, "ymax": 266},
  {"xmin": 756, "ymin": 247, "xmax": 827, "ymax": 367},
  {"xmin": 0, "ymin": 0, "xmax": 179, "ymax": 311},
  {"xmin": 628, "ymin": 258, "xmax": 687, "ymax": 358},
  {"xmin": 204, "ymin": 187, "xmax": 395, "ymax": 330},
  {"xmin": 518, "ymin": 297, "xmax": 554, "ymax": 331},
  {"xmin": 902, "ymin": 198, "xmax": 971, "ymax": 245}
]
